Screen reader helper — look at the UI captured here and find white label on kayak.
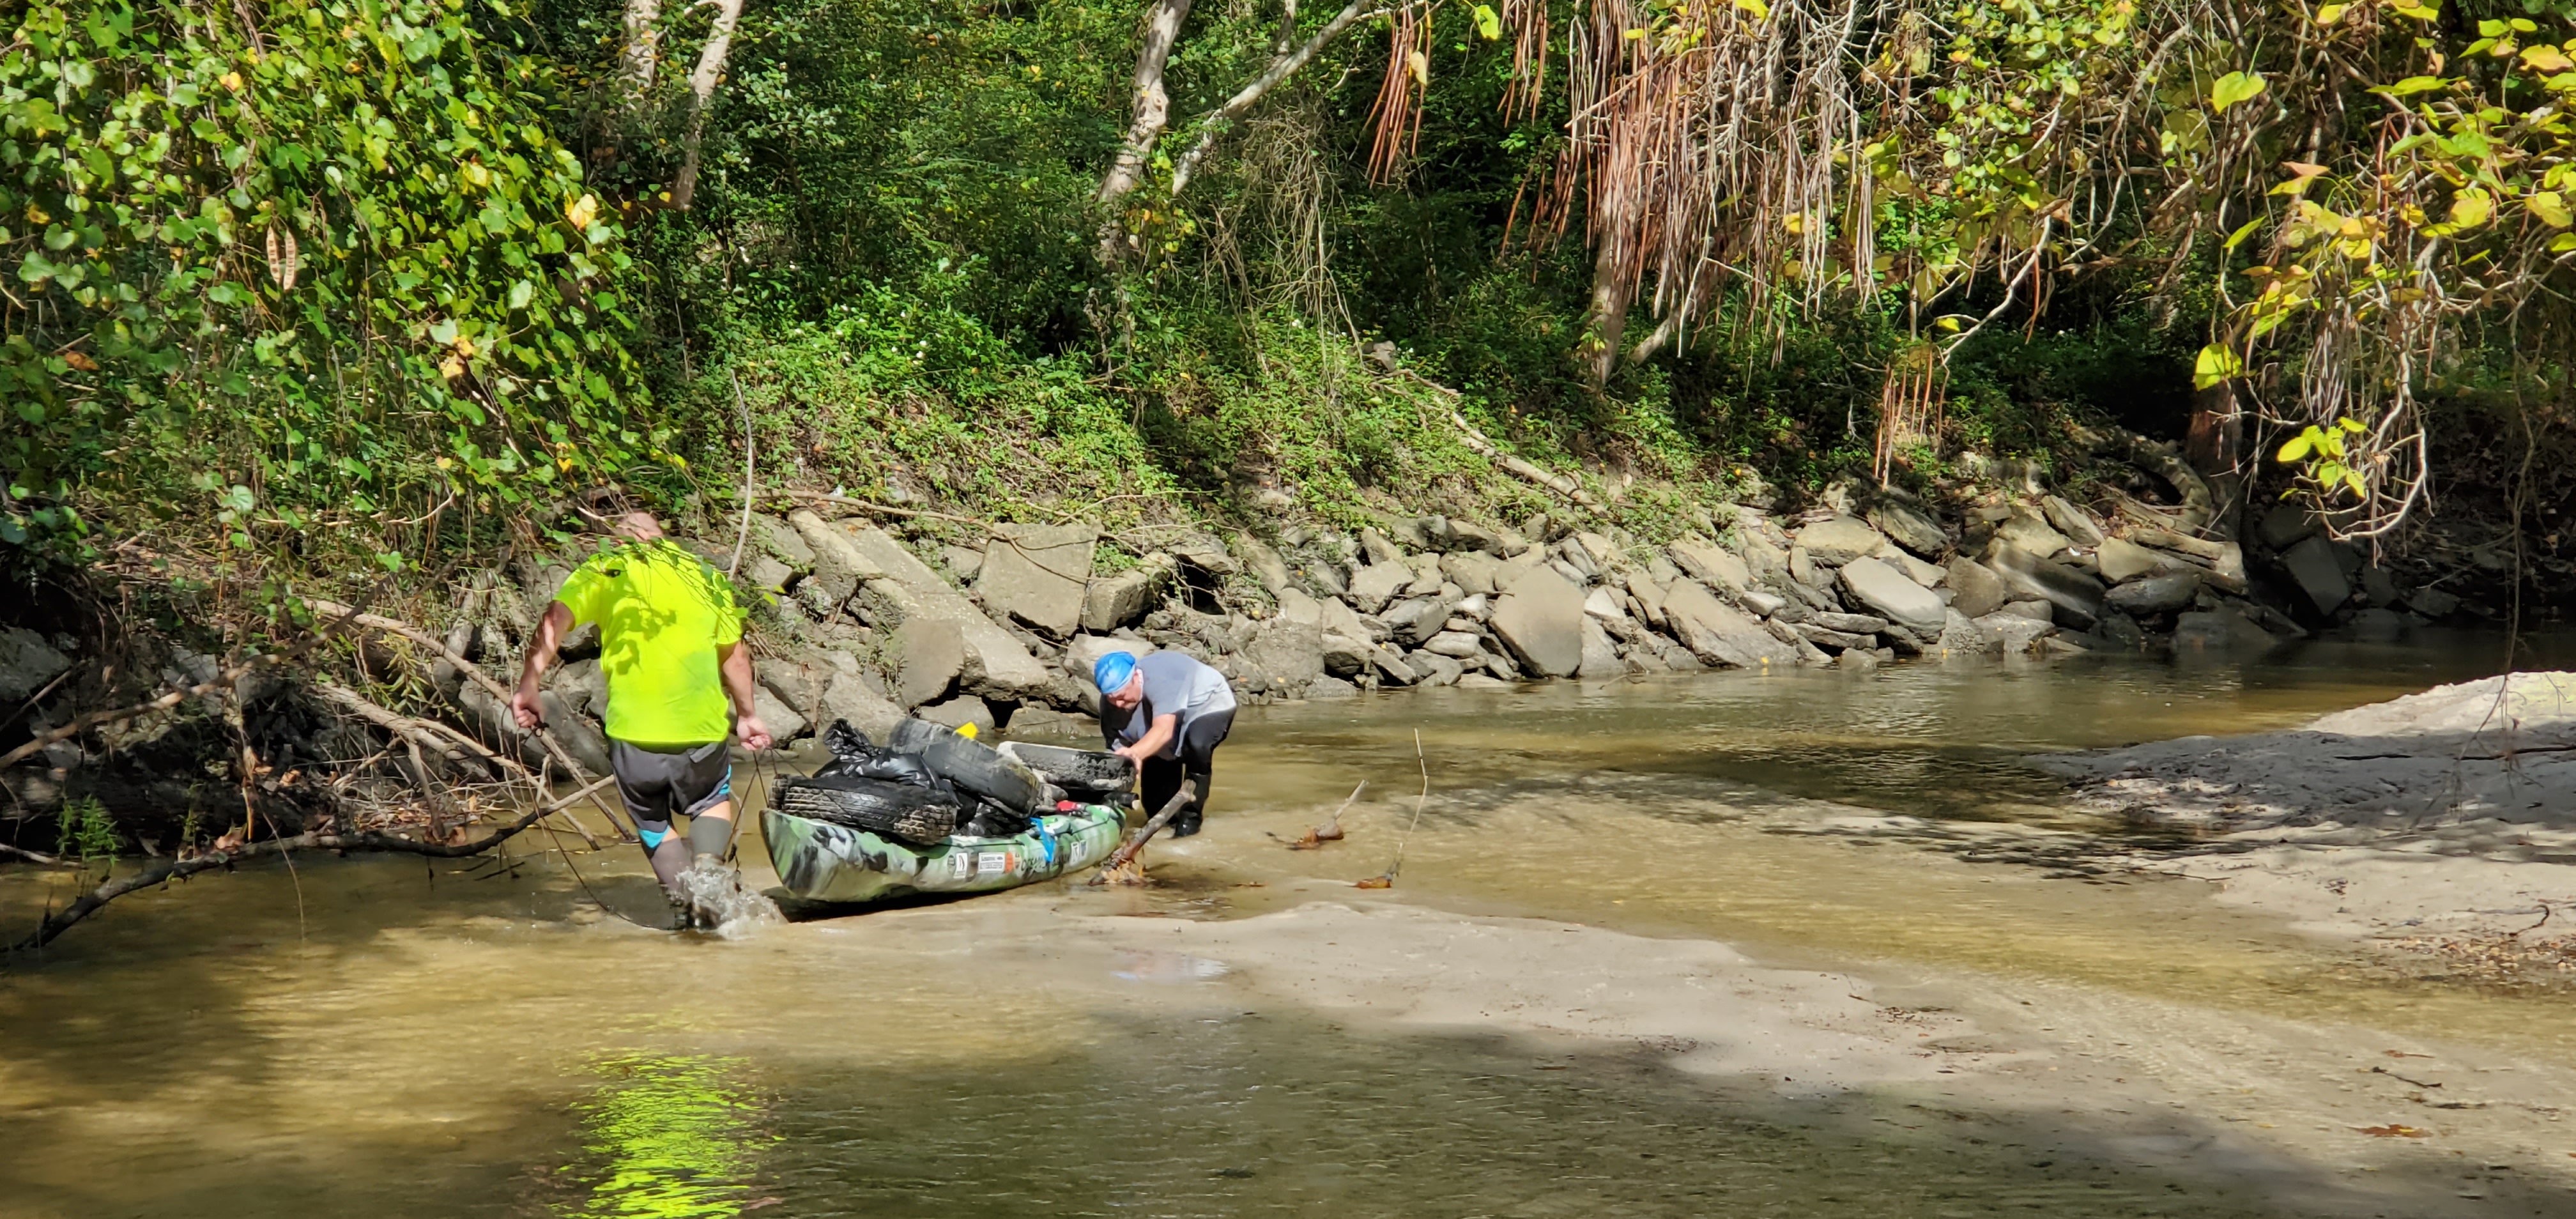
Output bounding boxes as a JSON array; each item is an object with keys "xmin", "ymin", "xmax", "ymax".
[
  {"xmin": 949, "ymin": 851, "xmax": 972, "ymax": 878},
  {"xmin": 977, "ymin": 851, "xmax": 1009, "ymax": 875}
]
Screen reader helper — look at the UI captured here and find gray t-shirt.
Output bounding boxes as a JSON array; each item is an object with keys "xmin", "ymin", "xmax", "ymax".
[{"xmin": 1114, "ymin": 651, "xmax": 1236, "ymax": 757}]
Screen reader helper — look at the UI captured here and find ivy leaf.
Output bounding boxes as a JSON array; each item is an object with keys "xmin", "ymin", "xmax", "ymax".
[
  {"xmin": 2377, "ymin": 75, "xmax": 2448, "ymax": 96},
  {"xmin": 2193, "ymin": 343, "xmax": 2243, "ymax": 389},
  {"xmin": 2278, "ymin": 431, "xmax": 2315, "ymax": 462},
  {"xmin": 1733, "ymin": 0, "xmax": 1772, "ymax": 19},
  {"xmin": 2226, "ymin": 217, "xmax": 2266, "ymax": 248},
  {"xmin": 1471, "ymin": 3, "xmax": 1501, "ymax": 40},
  {"xmin": 2211, "ymin": 70, "xmax": 2269, "ymax": 111},
  {"xmin": 2533, "ymin": 191, "xmax": 2575, "ymax": 228},
  {"xmin": 2449, "ymin": 188, "xmax": 2494, "ymax": 229},
  {"xmin": 2316, "ymin": 3, "xmax": 2347, "ymax": 22},
  {"xmin": 2524, "ymin": 43, "xmax": 2575, "ymax": 72}
]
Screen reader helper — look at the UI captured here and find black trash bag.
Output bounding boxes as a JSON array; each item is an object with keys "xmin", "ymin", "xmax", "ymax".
[
  {"xmin": 857, "ymin": 751, "xmax": 939, "ymax": 789},
  {"xmin": 954, "ymin": 793, "xmax": 1032, "ymax": 839},
  {"xmin": 814, "ymin": 719, "xmax": 875, "ymax": 779}
]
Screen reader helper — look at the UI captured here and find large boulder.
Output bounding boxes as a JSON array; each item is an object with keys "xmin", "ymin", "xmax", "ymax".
[
  {"xmin": 751, "ymin": 686, "xmax": 811, "ymax": 742},
  {"xmin": 1446, "ymin": 519, "xmax": 1506, "ymax": 556},
  {"xmin": 1577, "ymin": 618, "xmax": 1623, "ymax": 678},
  {"xmin": 2280, "ymin": 535, "xmax": 2354, "ymax": 617},
  {"xmin": 1946, "ymin": 558, "xmax": 2011, "ymax": 619},
  {"xmin": 838, "ymin": 523, "xmax": 1054, "ymax": 701},
  {"xmin": 1837, "ymin": 557, "xmax": 1947, "ymax": 634},
  {"xmin": 1347, "ymin": 562, "xmax": 1413, "ymax": 614},
  {"xmin": 916, "ymin": 694, "xmax": 996, "ymax": 736},
  {"xmin": 1381, "ymin": 595, "xmax": 1457, "ymax": 647},
  {"xmin": 2173, "ymin": 608, "xmax": 2280, "ymax": 652},
  {"xmin": 1080, "ymin": 555, "xmax": 1171, "ymax": 633},
  {"xmin": 1439, "ymin": 551, "xmax": 1503, "ymax": 595},
  {"xmin": 0, "ymin": 627, "xmax": 72, "ymax": 702},
  {"xmin": 979, "ymin": 523, "xmax": 1094, "ymax": 640},
  {"xmin": 1795, "ymin": 516, "xmax": 1884, "ymax": 564},
  {"xmin": 1984, "ymin": 540, "xmax": 2106, "ymax": 627},
  {"xmin": 1243, "ymin": 619, "xmax": 1325, "ymax": 688},
  {"xmin": 1319, "ymin": 631, "xmax": 1375, "ymax": 677},
  {"xmin": 787, "ymin": 509, "xmax": 891, "ymax": 601},
  {"xmin": 1488, "ymin": 565, "xmax": 1588, "ymax": 677},
  {"xmin": 820, "ymin": 671, "xmax": 907, "ymax": 740},
  {"xmin": 2096, "ymin": 537, "xmax": 2188, "ymax": 585},
  {"xmin": 746, "ymin": 512, "xmax": 816, "ymax": 572},
  {"xmin": 1662, "ymin": 581, "xmax": 1800, "ymax": 668},
  {"xmin": 1936, "ymin": 608, "xmax": 2002, "ymax": 654},
  {"xmin": 890, "ymin": 618, "xmax": 965, "ymax": 709},
  {"xmin": 1868, "ymin": 501, "xmax": 1949, "ymax": 558},
  {"xmin": 1995, "ymin": 509, "xmax": 2072, "ymax": 559},
  {"xmin": 1975, "ymin": 611, "xmax": 2058, "ymax": 654},
  {"xmin": 1666, "ymin": 537, "xmax": 1751, "ymax": 594},
  {"xmin": 1358, "ymin": 528, "xmax": 1407, "ymax": 567},
  {"xmin": 2104, "ymin": 571, "xmax": 2200, "ymax": 617},
  {"xmin": 2040, "ymin": 496, "xmax": 2108, "ymax": 548},
  {"xmin": 1234, "ymin": 534, "xmax": 1292, "ymax": 593}
]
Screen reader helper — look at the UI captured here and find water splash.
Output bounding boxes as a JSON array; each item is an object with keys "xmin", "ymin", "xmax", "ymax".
[{"xmin": 672, "ymin": 857, "xmax": 782, "ymax": 939}]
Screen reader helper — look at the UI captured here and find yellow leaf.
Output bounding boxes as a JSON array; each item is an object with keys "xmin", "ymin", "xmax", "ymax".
[
  {"xmin": 1734, "ymin": 0, "xmax": 1771, "ymax": 17},
  {"xmin": 2524, "ymin": 44, "xmax": 2576, "ymax": 73},
  {"xmin": 2531, "ymin": 190, "xmax": 2573, "ymax": 228},
  {"xmin": 220, "ymin": 71, "xmax": 243, "ymax": 92},
  {"xmin": 2449, "ymin": 188, "xmax": 2494, "ymax": 228},
  {"xmin": 565, "ymin": 193, "xmax": 599, "ymax": 229},
  {"xmin": 2316, "ymin": 3, "xmax": 2347, "ymax": 22},
  {"xmin": 2194, "ymin": 343, "xmax": 2242, "ymax": 390},
  {"xmin": 439, "ymin": 357, "xmax": 465, "ymax": 380},
  {"xmin": 1406, "ymin": 49, "xmax": 1429, "ymax": 88}
]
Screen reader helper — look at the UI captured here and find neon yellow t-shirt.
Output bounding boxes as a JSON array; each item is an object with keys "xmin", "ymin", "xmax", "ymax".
[{"xmin": 553, "ymin": 540, "xmax": 748, "ymax": 746}]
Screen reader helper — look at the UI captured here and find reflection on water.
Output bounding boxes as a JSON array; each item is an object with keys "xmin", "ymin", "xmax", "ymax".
[{"xmin": 566, "ymin": 1055, "xmax": 769, "ymax": 1219}]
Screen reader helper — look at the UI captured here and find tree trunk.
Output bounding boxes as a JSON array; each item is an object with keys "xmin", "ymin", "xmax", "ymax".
[
  {"xmin": 665, "ymin": 0, "xmax": 746, "ymax": 211},
  {"xmin": 1095, "ymin": 0, "xmax": 1195, "ymax": 264},
  {"xmin": 1584, "ymin": 232, "xmax": 1629, "ymax": 386},
  {"xmin": 620, "ymin": 0, "xmax": 662, "ymax": 95},
  {"xmin": 2185, "ymin": 378, "xmax": 2244, "ymax": 534}
]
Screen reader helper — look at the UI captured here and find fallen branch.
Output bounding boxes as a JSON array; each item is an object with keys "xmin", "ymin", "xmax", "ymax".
[
  {"xmin": 9, "ymin": 774, "xmax": 616, "ymax": 955},
  {"xmin": 0, "ymin": 842, "xmax": 65, "ymax": 866},
  {"xmin": 1445, "ymin": 409, "xmax": 1601, "ymax": 509},
  {"xmin": 309, "ymin": 678, "xmax": 602, "ymax": 849},
  {"xmin": 1088, "ymin": 780, "xmax": 1199, "ymax": 886},
  {"xmin": 1356, "ymin": 730, "xmax": 1429, "ymax": 888}
]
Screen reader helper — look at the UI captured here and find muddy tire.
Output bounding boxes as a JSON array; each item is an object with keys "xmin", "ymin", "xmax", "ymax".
[
  {"xmin": 888, "ymin": 718, "xmax": 1048, "ymax": 812},
  {"xmin": 772, "ymin": 778, "xmax": 960, "ymax": 846},
  {"xmin": 998, "ymin": 742, "xmax": 1131, "ymax": 791}
]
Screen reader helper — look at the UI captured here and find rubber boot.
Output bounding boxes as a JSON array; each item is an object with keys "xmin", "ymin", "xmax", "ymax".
[
  {"xmin": 1169, "ymin": 772, "xmax": 1209, "ymax": 838},
  {"xmin": 639, "ymin": 824, "xmax": 695, "ymax": 912},
  {"xmin": 687, "ymin": 811, "xmax": 735, "ymax": 860}
]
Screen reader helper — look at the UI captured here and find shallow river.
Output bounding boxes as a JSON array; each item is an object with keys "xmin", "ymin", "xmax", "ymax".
[{"xmin": 3, "ymin": 633, "xmax": 2571, "ymax": 1218}]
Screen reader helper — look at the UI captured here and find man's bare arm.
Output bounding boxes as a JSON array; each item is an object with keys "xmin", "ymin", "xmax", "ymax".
[
  {"xmin": 717, "ymin": 640, "xmax": 774, "ymax": 751},
  {"xmin": 1119, "ymin": 712, "xmax": 1179, "ymax": 763},
  {"xmin": 510, "ymin": 602, "xmax": 574, "ymax": 729}
]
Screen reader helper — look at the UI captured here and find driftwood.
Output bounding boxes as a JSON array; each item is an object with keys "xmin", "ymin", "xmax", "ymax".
[
  {"xmin": 308, "ymin": 678, "xmax": 604, "ymax": 849},
  {"xmin": 1088, "ymin": 780, "xmax": 1199, "ymax": 886},
  {"xmin": 9, "ymin": 774, "xmax": 617, "ymax": 955}
]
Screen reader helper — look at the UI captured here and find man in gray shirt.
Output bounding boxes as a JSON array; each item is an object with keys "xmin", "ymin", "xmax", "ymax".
[{"xmin": 1092, "ymin": 650, "xmax": 1236, "ymax": 837}]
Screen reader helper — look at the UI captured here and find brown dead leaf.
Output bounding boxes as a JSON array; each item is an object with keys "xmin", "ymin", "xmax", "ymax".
[
  {"xmin": 2357, "ymin": 1124, "xmax": 2428, "ymax": 1138},
  {"xmin": 62, "ymin": 350, "xmax": 97, "ymax": 371},
  {"xmin": 1354, "ymin": 875, "xmax": 1392, "ymax": 889}
]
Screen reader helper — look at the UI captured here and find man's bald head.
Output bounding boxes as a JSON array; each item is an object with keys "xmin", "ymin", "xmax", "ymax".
[{"xmin": 611, "ymin": 512, "xmax": 665, "ymax": 542}]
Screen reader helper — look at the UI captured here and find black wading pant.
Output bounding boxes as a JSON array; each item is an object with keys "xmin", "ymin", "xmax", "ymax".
[{"xmin": 1103, "ymin": 706, "xmax": 1234, "ymax": 836}]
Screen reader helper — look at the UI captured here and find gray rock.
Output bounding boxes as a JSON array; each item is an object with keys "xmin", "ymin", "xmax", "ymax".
[
  {"xmin": 2258, "ymin": 503, "xmax": 2317, "ymax": 550},
  {"xmin": 1423, "ymin": 631, "xmax": 1485, "ymax": 658},
  {"xmin": 2104, "ymin": 571, "xmax": 2200, "ymax": 617},
  {"xmin": 1795, "ymin": 622, "xmax": 1876, "ymax": 650},
  {"xmin": 1572, "ymin": 532, "xmax": 1625, "ymax": 575},
  {"xmin": 1301, "ymin": 560, "xmax": 1351, "ymax": 599},
  {"xmin": 1552, "ymin": 538, "xmax": 1599, "ymax": 583},
  {"xmin": 1272, "ymin": 586, "xmax": 1324, "ymax": 625},
  {"xmin": 1666, "ymin": 536, "xmax": 1751, "ymax": 593},
  {"xmin": 1439, "ymin": 551, "xmax": 1503, "ymax": 595},
  {"xmin": 752, "ymin": 686, "xmax": 811, "ymax": 742},
  {"xmin": 1581, "ymin": 585, "xmax": 1629, "ymax": 622},
  {"xmin": 2407, "ymin": 586, "xmax": 2461, "ymax": 618},
  {"xmin": 1984, "ymin": 540, "xmax": 2106, "ymax": 627},
  {"xmin": 1347, "ymin": 562, "xmax": 1413, "ymax": 615},
  {"xmin": 1389, "ymin": 517, "xmax": 1434, "ymax": 550},
  {"xmin": 824, "ymin": 670, "xmax": 917, "ymax": 737},
  {"xmin": 1892, "ymin": 552, "xmax": 1947, "ymax": 589},
  {"xmin": 1662, "ymin": 581, "xmax": 1801, "ymax": 668},
  {"xmin": 2096, "ymin": 610, "xmax": 2147, "ymax": 648},
  {"xmin": 739, "ymin": 553, "xmax": 796, "ymax": 597},
  {"xmin": 549, "ymin": 657, "xmax": 608, "ymax": 722},
  {"xmin": 747, "ymin": 512, "xmax": 815, "ymax": 571},
  {"xmin": 1081, "ymin": 555, "xmax": 1171, "ymax": 633},
  {"xmin": 1360, "ymin": 527, "xmax": 1407, "ymax": 567},
  {"xmin": 1936, "ymin": 608, "xmax": 2002, "ymax": 654},
  {"xmin": 2041, "ymin": 496, "xmax": 2108, "ymax": 548},
  {"xmin": 1307, "ymin": 676, "xmax": 1361, "ymax": 700},
  {"xmin": 1456, "ymin": 673, "xmax": 1514, "ymax": 690},
  {"xmin": 1795, "ymin": 516, "xmax": 1884, "ymax": 564},
  {"xmin": 2348, "ymin": 606, "xmax": 2407, "ymax": 640},
  {"xmin": 1381, "ymin": 595, "xmax": 1456, "ymax": 647},
  {"xmin": 2173, "ymin": 608, "xmax": 2279, "ymax": 652},
  {"xmin": 836, "ymin": 522, "xmax": 1054, "ymax": 702},
  {"xmin": 755, "ymin": 655, "xmax": 830, "ymax": 718},
  {"xmin": 2361, "ymin": 564, "xmax": 2400, "ymax": 608},
  {"xmin": 1163, "ymin": 533, "xmax": 1239, "ymax": 577},
  {"xmin": 916, "ymin": 694, "xmax": 996, "ymax": 736},
  {"xmin": 941, "ymin": 545, "xmax": 986, "ymax": 583},
  {"xmin": 1998, "ymin": 599, "xmax": 2056, "ymax": 622},
  {"xmin": 978, "ymin": 523, "xmax": 1094, "ymax": 640},
  {"xmin": 1837, "ymin": 558, "xmax": 1947, "ymax": 634},
  {"xmin": 1976, "ymin": 611, "xmax": 2058, "ymax": 654},
  {"xmin": 2281, "ymin": 535, "xmax": 2355, "ymax": 617},
  {"xmin": 1370, "ymin": 646, "xmax": 1419, "ymax": 686},
  {"xmin": 1836, "ymin": 648, "xmax": 1882, "ymax": 670},
  {"xmin": 1319, "ymin": 631, "xmax": 1375, "ymax": 677},
  {"xmin": 1736, "ymin": 588, "xmax": 1788, "ymax": 617},
  {"xmin": 1577, "ymin": 618, "xmax": 1623, "ymax": 679},
  {"xmin": 1995, "ymin": 509, "xmax": 2071, "ymax": 559},
  {"xmin": 2096, "ymin": 537, "xmax": 2186, "ymax": 585},
  {"xmin": 788, "ymin": 509, "xmax": 891, "ymax": 601},
  {"xmin": 1235, "ymin": 534, "xmax": 1292, "ymax": 593},
  {"xmin": 1446, "ymin": 519, "xmax": 1505, "ymax": 555},
  {"xmin": 1403, "ymin": 554, "xmax": 1446, "ymax": 597},
  {"xmin": 1868, "ymin": 501, "xmax": 1949, "ymax": 557},
  {"xmin": 1244, "ymin": 619, "xmax": 1325, "ymax": 687},
  {"xmin": 1946, "ymin": 558, "xmax": 2011, "ymax": 619},
  {"xmin": 890, "ymin": 618, "xmax": 965, "ymax": 709},
  {"xmin": 1812, "ymin": 610, "xmax": 1890, "ymax": 634},
  {"xmin": 1489, "ymin": 565, "xmax": 1589, "ymax": 678},
  {"xmin": 1410, "ymin": 651, "xmax": 1466, "ymax": 686},
  {"xmin": 0, "ymin": 627, "xmax": 73, "ymax": 702}
]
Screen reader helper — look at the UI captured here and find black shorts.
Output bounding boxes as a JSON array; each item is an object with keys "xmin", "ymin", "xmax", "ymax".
[{"xmin": 610, "ymin": 740, "xmax": 734, "ymax": 826}]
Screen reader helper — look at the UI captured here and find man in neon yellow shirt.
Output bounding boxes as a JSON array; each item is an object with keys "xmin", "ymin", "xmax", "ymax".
[{"xmin": 510, "ymin": 512, "xmax": 773, "ymax": 924}]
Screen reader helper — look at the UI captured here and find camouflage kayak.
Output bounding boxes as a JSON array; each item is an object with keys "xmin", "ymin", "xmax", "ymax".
[{"xmin": 762, "ymin": 800, "xmax": 1133, "ymax": 904}]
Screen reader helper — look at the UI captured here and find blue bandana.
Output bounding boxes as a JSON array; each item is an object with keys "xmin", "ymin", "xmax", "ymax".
[{"xmin": 1092, "ymin": 650, "xmax": 1138, "ymax": 694}]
